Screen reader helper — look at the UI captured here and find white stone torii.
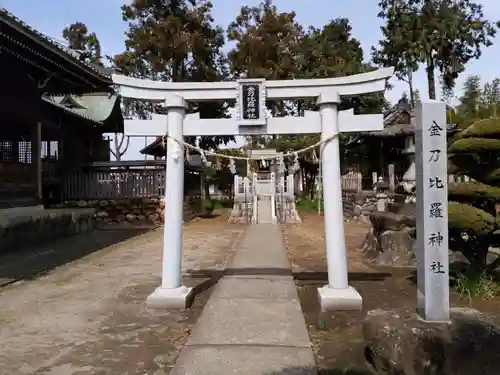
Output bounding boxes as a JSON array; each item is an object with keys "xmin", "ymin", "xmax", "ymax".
[{"xmin": 112, "ymin": 68, "xmax": 394, "ymax": 311}]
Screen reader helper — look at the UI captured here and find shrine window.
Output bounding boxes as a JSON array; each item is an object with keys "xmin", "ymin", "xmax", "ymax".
[
  {"xmin": 41, "ymin": 141, "xmax": 59, "ymax": 160},
  {"xmin": 18, "ymin": 141, "xmax": 32, "ymax": 164},
  {"xmin": 0, "ymin": 141, "xmax": 14, "ymax": 162}
]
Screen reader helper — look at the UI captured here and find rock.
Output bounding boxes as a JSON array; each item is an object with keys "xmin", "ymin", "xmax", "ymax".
[
  {"xmin": 361, "ymin": 226, "xmax": 416, "ymax": 266},
  {"xmin": 354, "ymin": 191, "xmax": 365, "ymax": 205},
  {"xmin": 363, "ymin": 308, "xmax": 500, "ymax": 375},
  {"xmin": 352, "ymin": 204, "xmax": 362, "ymax": 217},
  {"xmin": 388, "ymin": 202, "xmax": 416, "ymax": 216},
  {"xmin": 62, "ymin": 197, "xmax": 200, "ymax": 225},
  {"xmin": 370, "ymin": 210, "xmax": 416, "ymax": 232},
  {"xmin": 148, "ymin": 213, "xmax": 160, "ymax": 223},
  {"xmin": 125, "ymin": 213, "xmax": 137, "ymax": 222},
  {"xmin": 96, "ymin": 211, "xmax": 108, "ymax": 218},
  {"xmin": 76, "ymin": 200, "xmax": 88, "ymax": 208},
  {"xmin": 115, "ymin": 214, "xmax": 126, "ymax": 223}
]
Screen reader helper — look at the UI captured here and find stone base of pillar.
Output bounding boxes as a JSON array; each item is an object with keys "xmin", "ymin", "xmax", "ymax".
[
  {"xmin": 146, "ymin": 285, "xmax": 194, "ymax": 309},
  {"xmin": 317, "ymin": 285, "xmax": 362, "ymax": 312}
]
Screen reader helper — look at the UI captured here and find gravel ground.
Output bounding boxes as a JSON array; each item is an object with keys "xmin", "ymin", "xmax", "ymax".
[{"xmin": 0, "ymin": 214, "xmax": 246, "ymax": 375}]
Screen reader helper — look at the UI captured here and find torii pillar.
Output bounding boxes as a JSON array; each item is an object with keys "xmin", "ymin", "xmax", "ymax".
[
  {"xmin": 146, "ymin": 95, "xmax": 194, "ymax": 308},
  {"xmin": 317, "ymin": 92, "xmax": 361, "ymax": 311}
]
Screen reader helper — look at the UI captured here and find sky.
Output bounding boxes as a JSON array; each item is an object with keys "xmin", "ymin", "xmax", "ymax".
[{"xmin": 3, "ymin": 0, "xmax": 500, "ymax": 159}]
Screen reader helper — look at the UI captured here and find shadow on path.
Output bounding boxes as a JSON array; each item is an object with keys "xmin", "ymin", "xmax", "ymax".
[
  {"xmin": 263, "ymin": 366, "xmax": 371, "ymax": 375},
  {"xmin": 187, "ymin": 268, "xmax": 392, "ymax": 283},
  {"xmin": 0, "ymin": 224, "xmax": 154, "ymax": 287}
]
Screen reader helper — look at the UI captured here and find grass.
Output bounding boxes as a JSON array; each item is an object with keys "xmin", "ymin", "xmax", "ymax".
[
  {"xmin": 453, "ymin": 272, "xmax": 500, "ymax": 302},
  {"xmin": 296, "ymin": 197, "xmax": 324, "ymax": 213},
  {"xmin": 202, "ymin": 198, "xmax": 233, "ymax": 212}
]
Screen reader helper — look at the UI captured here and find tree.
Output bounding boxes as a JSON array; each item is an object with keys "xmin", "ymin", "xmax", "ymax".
[
  {"xmin": 446, "ymin": 77, "xmax": 500, "ymax": 276},
  {"xmin": 441, "ymin": 79, "xmax": 455, "ymax": 105},
  {"xmin": 227, "ymin": 2, "xmax": 390, "ymax": 198},
  {"xmin": 447, "ymin": 76, "xmax": 500, "ymax": 127},
  {"xmin": 62, "ymin": 22, "xmax": 103, "ymax": 66},
  {"xmin": 227, "ymin": 0, "xmax": 312, "ymax": 192},
  {"xmin": 227, "ymin": 0, "xmax": 303, "ymax": 82},
  {"xmin": 448, "ymin": 117, "xmax": 500, "ymax": 276},
  {"xmin": 62, "ymin": 23, "xmax": 127, "ymax": 159},
  {"xmin": 110, "ymin": 134, "xmax": 130, "ymax": 161},
  {"xmin": 372, "ymin": 0, "xmax": 499, "ymax": 99},
  {"xmin": 481, "ymin": 78, "xmax": 500, "ymax": 117},
  {"xmin": 113, "ymin": 0, "xmax": 232, "ymax": 154},
  {"xmin": 458, "ymin": 75, "xmax": 482, "ymax": 118}
]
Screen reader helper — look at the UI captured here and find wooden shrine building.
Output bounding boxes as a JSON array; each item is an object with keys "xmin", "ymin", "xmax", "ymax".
[{"xmin": 0, "ymin": 9, "xmax": 123, "ymax": 208}]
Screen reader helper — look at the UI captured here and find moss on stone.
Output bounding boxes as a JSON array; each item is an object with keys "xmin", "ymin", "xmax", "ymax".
[
  {"xmin": 448, "ymin": 201, "xmax": 496, "ymax": 235},
  {"xmin": 449, "ymin": 138, "xmax": 500, "ymax": 153},
  {"xmin": 449, "ymin": 182, "xmax": 500, "ymax": 202},
  {"xmin": 460, "ymin": 117, "xmax": 500, "ymax": 139}
]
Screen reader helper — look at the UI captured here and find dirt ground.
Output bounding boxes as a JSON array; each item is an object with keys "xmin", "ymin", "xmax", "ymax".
[
  {"xmin": 0, "ymin": 213, "xmax": 246, "ymax": 375},
  {"xmin": 284, "ymin": 213, "xmax": 500, "ymax": 375}
]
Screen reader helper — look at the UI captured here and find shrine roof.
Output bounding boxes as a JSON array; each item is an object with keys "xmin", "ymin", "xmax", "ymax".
[
  {"xmin": 42, "ymin": 93, "xmax": 123, "ymax": 131},
  {"xmin": 367, "ymin": 101, "xmax": 459, "ymax": 137},
  {"xmin": 0, "ymin": 9, "xmax": 113, "ymax": 92},
  {"xmin": 369, "ymin": 121, "xmax": 460, "ymax": 137}
]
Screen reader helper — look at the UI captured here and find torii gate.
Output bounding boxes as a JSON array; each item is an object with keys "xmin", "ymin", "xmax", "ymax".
[{"xmin": 112, "ymin": 68, "xmax": 394, "ymax": 311}]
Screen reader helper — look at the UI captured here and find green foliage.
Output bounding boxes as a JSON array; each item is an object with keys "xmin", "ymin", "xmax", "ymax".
[
  {"xmin": 449, "ymin": 182, "xmax": 500, "ymax": 203},
  {"xmin": 449, "ymin": 138, "xmax": 500, "ymax": 153},
  {"xmin": 448, "ymin": 113, "xmax": 500, "ymax": 274},
  {"xmin": 295, "ymin": 198, "xmax": 323, "ymax": 213},
  {"xmin": 453, "ymin": 272, "xmax": 500, "ymax": 301},
  {"xmin": 202, "ymin": 198, "xmax": 232, "ymax": 214},
  {"xmin": 112, "ymin": 0, "xmax": 233, "ymax": 150},
  {"xmin": 448, "ymin": 201, "xmax": 495, "ymax": 235},
  {"xmin": 227, "ymin": 0, "xmax": 303, "ymax": 82},
  {"xmin": 226, "ymin": 2, "xmax": 387, "ymax": 198},
  {"xmin": 372, "ymin": 0, "xmax": 499, "ymax": 99},
  {"xmin": 62, "ymin": 22, "xmax": 103, "ymax": 66},
  {"xmin": 460, "ymin": 117, "xmax": 500, "ymax": 138}
]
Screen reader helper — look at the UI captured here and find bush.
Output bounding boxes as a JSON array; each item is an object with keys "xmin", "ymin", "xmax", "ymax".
[
  {"xmin": 448, "ymin": 117, "xmax": 500, "ymax": 276},
  {"xmin": 448, "ymin": 201, "xmax": 495, "ymax": 235},
  {"xmin": 295, "ymin": 197, "xmax": 323, "ymax": 213}
]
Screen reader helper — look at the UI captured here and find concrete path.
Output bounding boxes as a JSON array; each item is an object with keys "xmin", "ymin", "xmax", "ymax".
[
  {"xmin": 257, "ymin": 197, "xmax": 274, "ymax": 223},
  {"xmin": 171, "ymin": 224, "xmax": 317, "ymax": 375}
]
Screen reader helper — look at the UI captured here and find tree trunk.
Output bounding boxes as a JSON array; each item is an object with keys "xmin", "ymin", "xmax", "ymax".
[
  {"xmin": 114, "ymin": 136, "xmax": 121, "ymax": 161},
  {"xmin": 426, "ymin": 59, "xmax": 436, "ymax": 100},
  {"xmin": 408, "ymin": 70, "xmax": 415, "ymax": 107}
]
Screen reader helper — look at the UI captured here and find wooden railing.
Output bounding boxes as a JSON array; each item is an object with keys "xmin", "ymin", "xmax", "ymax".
[
  {"xmin": 341, "ymin": 171, "xmax": 363, "ymax": 191},
  {"xmin": 448, "ymin": 174, "xmax": 475, "ymax": 183},
  {"xmin": 64, "ymin": 168, "xmax": 166, "ymax": 200}
]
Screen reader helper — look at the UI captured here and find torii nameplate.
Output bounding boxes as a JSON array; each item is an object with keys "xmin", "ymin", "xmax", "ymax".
[{"xmin": 236, "ymin": 78, "xmax": 266, "ymax": 127}]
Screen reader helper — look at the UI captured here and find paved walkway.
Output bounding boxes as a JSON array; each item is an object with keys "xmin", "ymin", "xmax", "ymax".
[{"xmin": 171, "ymin": 224, "xmax": 317, "ymax": 375}]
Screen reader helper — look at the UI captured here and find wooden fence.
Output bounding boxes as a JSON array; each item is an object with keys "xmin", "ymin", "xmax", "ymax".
[
  {"xmin": 64, "ymin": 168, "xmax": 166, "ymax": 200},
  {"xmin": 341, "ymin": 171, "xmax": 363, "ymax": 191},
  {"xmin": 340, "ymin": 171, "xmax": 475, "ymax": 192},
  {"xmin": 447, "ymin": 174, "xmax": 475, "ymax": 183}
]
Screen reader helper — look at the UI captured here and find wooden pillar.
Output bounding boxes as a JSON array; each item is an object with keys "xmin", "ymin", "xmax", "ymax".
[
  {"xmin": 32, "ymin": 121, "xmax": 42, "ymax": 202},
  {"xmin": 388, "ymin": 164, "xmax": 395, "ymax": 192}
]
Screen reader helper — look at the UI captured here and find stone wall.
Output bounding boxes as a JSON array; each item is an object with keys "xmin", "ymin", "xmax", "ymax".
[
  {"xmin": 0, "ymin": 208, "xmax": 96, "ymax": 254},
  {"xmin": 342, "ymin": 191, "xmax": 394, "ymax": 223},
  {"xmin": 64, "ymin": 196, "xmax": 202, "ymax": 225},
  {"xmin": 229, "ymin": 200, "xmax": 253, "ymax": 223}
]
